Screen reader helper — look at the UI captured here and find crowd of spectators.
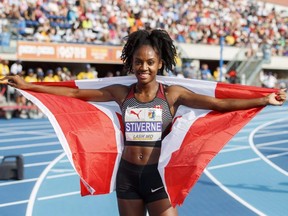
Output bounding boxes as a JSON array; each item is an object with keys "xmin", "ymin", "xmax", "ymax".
[{"xmin": 0, "ymin": 0, "xmax": 287, "ymax": 56}]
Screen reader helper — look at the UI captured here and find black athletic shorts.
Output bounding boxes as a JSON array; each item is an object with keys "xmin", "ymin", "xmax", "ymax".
[{"xmin": 116, "ymin": 159, "xmax": 168, "ymax": 203}]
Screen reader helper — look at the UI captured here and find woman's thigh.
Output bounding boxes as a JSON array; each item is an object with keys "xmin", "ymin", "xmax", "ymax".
[
  {"xmin": 146, "ymin": 198, "xmax": 178, "ymax": 216},
  {"xmin": 117, "ymin": 198, "xmax": 147, "ymax": 216}
]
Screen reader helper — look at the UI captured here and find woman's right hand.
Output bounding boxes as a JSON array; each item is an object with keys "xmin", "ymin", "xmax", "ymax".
[{"xmin": 0, "ymin": 75, "xmax": 31, "ymax": 90}]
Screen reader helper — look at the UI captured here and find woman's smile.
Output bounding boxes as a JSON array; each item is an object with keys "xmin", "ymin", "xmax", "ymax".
[{"xmin": 137, "ymin": 71, "xmax": 150, "ymax": 79}]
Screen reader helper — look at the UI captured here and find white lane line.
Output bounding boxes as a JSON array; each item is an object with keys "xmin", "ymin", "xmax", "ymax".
[
  {"xmin": 260, "ymin": 123, "xmax": 288, "ymax": 129},
  {"xmin": 0, "ymin": 191, "xmax": 80, "ymax": 208},
  {"xmin": 227, "ymin": 136, "xmax": 248, "ymax": 141},
  {"xmin": 267, "ymin": 151, "xmax": 288, "ymax": 159},
  {"xmin": 256, "ymin": 139, "xmax": 288, "ymax": 147},
  {"xmin": 204, "ymin": 170, "xmax": 265, "ymax": 216},
  {"xmin": 0, "ymin": 129, "xmax": 56, "ymax": 137},
  {"xmin": 37, "ymin": 191, "xmax": 80, "ymax": 201},
  {"xmin": 0, "ymin": 135, "xmax": 57, "ymax": 143},
  {"xmin": 220, "ymin": 146, "xmax": 251, "ymax": 153},
  {"xmin": 47, "ymin": 172, "xmax": 76, "ymax": 179},
  {"xmin": 0, "ymin": 141, "xmax": 59, "ymax": 150},
  {"xmin": 0, "ymin": 178, "xmax": 38, "ymax": 187},
  {"xmin": 0, "ymin": 168, "xmax": 77, "ymax": 187},
  {"xmin": 0, "ymin": 122, "xmax": 49, "ymax": 128},
  {"xmin": 219, "ymin": 139, "xmax": 288, "ymax": 153},
  {"xmin": 258, "ymin": 147, "xmax": 288, "ymax": 151},
  {"xmin": 0, "ymin": 124, "xmax": 53, "ymax": 129},
  {"xmin": 22, "ymin": 150, "xmax": 63, "ymax": 157},
  {"xmin": 25, "ymin": 152, "xmax": 66, "ymax": 216},
  {"xmin": 0, "ymin": 200, "xmax": 29, "ymax": 208},
  {"xmin": 0, "ymin": 150, "xmax": 63, "ymax": 160},
  {"xmin": 208, "ymin": 150, "xmax": 288, "ymax": 171},
  {"xmin": 0, "ymin": 171, "xmax": 76, "ymax": 187},
  {"xmin": 254, "ymin": 130, "xmax": 288, "ymax": 138},
  {"xmin": 49, "ymin": 169, "xmax": 75, "ymax": 173},
  {"xmin": 208, "ymin": 158, "xmax": 261, "ymax": 170},
  {"xmin": 25, "ymin": 162, "xmax": 52, "ymax": 168},
  {"xmin": 249, "ymin": 118, "xmax": 288, "ymax": 176}
]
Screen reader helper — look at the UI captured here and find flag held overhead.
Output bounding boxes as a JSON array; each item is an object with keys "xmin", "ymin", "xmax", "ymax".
[{"xmin": 19, "ymin": 76, "xmax": 275, "ymax": 206}]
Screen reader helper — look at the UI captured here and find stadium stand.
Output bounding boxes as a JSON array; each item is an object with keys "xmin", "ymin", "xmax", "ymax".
[{"xmin": 0, "ymin": 0, "xmax": 287, "ymax": 56}]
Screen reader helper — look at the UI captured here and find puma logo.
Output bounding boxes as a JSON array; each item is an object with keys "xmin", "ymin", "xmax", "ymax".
[{"xmin": 130, "ymin": 110, "xmax": 142, "ymax": 119}]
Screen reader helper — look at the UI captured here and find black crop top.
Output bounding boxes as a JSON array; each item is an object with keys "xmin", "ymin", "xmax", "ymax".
[{"xmin": 121, "ymin": 83, "xmax": 173, "ymax": 148}]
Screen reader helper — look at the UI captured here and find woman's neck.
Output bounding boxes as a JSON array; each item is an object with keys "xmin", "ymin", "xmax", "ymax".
[
  {"xmin": 135, "ymin": 82, "xmax": 159, "ymax": 102},
  {"xmin": 136, "ymin": 81, "xmax": 158, "ymax": 93}
]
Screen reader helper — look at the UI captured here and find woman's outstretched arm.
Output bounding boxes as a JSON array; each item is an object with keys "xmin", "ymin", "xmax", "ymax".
[
  {"xmin": 0, "ymin": 75, "xmax": 127, "ymax": 103},
  {"xmin": 167, "ymin": 85, "xmax": 286, "ymax": 113}
]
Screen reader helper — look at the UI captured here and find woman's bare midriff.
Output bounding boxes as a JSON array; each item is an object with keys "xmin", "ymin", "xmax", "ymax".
[{"xmin": 122, "ymin": 146, "xmax": 161, "ymax": 165}]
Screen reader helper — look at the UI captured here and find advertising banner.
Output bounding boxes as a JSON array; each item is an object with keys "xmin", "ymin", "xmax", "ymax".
[{"xmin": 17, "ymin": 41, "xmax": 123, "ymax": 64}]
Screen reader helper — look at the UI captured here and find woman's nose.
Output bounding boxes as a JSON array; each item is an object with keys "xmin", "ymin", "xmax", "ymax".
[{"xmin": 141, "ymin": 63, "xmax": 148, "ymax": 70}]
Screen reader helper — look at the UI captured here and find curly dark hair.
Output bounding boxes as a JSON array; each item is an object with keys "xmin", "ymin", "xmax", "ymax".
[{"xmin": 120, "ymin": 29, "xmax": 177, "ymax": 75}]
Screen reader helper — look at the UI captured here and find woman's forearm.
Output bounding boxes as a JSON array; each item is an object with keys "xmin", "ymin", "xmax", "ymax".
[
  {"xmin": 3, "ymin": 75, "xmax": 78, "ymax": 98},
  {"xmin": 215, "ymin": 96, "xmax": 269, "ymax": 112},
  {"xmin": 25, "ymin": 82, "xmax": 78, "ymax": 98}
]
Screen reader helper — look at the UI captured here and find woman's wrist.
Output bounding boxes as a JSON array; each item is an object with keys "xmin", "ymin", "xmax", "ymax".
[{"xmin": 264, "ymin": 94, "xmax": 272, "ymax": 105}]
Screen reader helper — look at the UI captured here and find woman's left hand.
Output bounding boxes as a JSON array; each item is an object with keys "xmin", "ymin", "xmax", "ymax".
[{"xmin": 267, "ymin": 89, "xmax": 286, "ymax": 105}]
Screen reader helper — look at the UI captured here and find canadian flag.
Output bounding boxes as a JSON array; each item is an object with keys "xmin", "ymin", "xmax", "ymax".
[{"xmin": 19, "ymin": 76, "xmax": 275, "ymax": 207}]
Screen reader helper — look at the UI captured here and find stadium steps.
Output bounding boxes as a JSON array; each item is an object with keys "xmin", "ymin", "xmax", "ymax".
[{"xmin": 237, "ymin": 58, "xmax": 264, "ymax": 86}]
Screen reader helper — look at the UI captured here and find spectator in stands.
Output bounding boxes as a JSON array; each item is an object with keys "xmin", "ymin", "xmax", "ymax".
[
  {"xmin": 7, "ymin": 3, "xmax": 21, "ymax": 19},
  {"xmin": 183, "ymin": 62, "xmax": 198, "ymax": 79},
  {"xmin": 62, "ymin": 67, "xmax": 74, "ymax": 80},
  {"xmin": 18, "ymin": 17, "xmax": 27, "ymax": 37},
  {"xmin": 0, "ymin": 59, "xmax": 10, "ymax": 79},
  {"xmin": 76, "ymin": 64, "xmax": 97, "ymax": 80},
  {"xmin": 48, "ymin": 27, "xmax": 62, "ymax": 42},
  {"xmin": 10, "ymin": 60, "xmax": 22, "ymax": 75},
  {"xmin": 227, "ymin": 68, "xmax": 238, "ymax": 84},
  {"xmin": 24, "ymin": 68, "xmax": 38, "ymax": 83},
  {"xmin": 260, "ymin": 71, "xmax": 278, "ymax": 88},
  {"xmin": 53, "ymin": 67, "xmax": 63, "ymax": 82},
  {"xmin": 67, "ymin": 6, "xmax": 78, "ymax": 24},
  {"xmin": 200, "ymin": 63, "xmax": 212, "ymax": 80},
  {"xmin": 115, "ymin": 70, "xmax": 121, "ymax": 76},
  {"xmin": 105, "ymin": 71, "xmax": 114, "ymax": 77},
  {"xmin": 36, "ymin": 67, "xmax": 45, "ymax": 81},
  {"xmin": 213, "ymin": 66, "xmax": 227, "ymax": 82},
  {"xmin": 43, "ymin": 69, "xmax": 58, "ymax": 82},
  {"xmin": 176, "ymin": 70, "xmax": 185, "ymax": 78},
  {"xmin": 213, "ymin": 67, "xmax": 221, "ymax": 82},
  {"xmin": 34, "ymin": 26, "xmax": 50, "ymax": 42}
]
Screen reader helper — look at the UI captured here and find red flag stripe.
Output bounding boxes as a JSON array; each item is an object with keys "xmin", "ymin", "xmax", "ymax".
[{"xmin": 20, "ymin": 88, "xmax": 122, "ymax": 195}]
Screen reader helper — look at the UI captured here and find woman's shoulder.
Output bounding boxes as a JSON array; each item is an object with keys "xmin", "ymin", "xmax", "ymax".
[
  {"xmin": 106, "ymin": 83, "xmax": 130, "ymax": 92},
  {"xmin": 163, "ymin": 84, "xmax": 185, "ymax": 92},
  {"xmin": 107, "ymin": 83, "xmax": 131, "ymax": 97}
]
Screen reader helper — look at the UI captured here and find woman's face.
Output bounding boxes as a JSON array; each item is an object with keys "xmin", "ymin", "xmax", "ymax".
[{"xmin": 132, "ymin": 45, "xmax": 162, "ymax": 84}]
